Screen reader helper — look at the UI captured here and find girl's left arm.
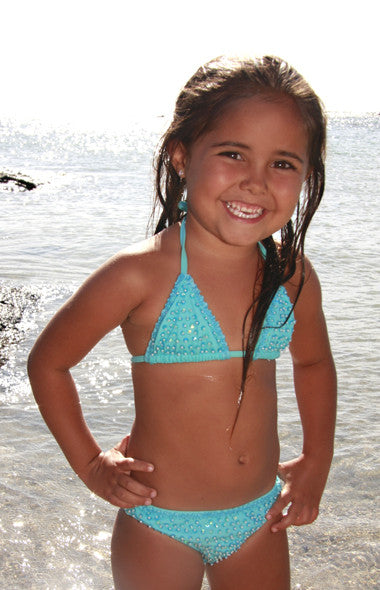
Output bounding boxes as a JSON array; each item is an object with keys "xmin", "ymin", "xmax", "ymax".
[{"xmin": 266, "ymin": 260, "xmax": 337, "ymax": 532}]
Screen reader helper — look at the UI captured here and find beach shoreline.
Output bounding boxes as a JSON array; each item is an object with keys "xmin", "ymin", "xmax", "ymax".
[{"xmin": 1, "ymin": 115, "xmax": 378, "ymax": 589}]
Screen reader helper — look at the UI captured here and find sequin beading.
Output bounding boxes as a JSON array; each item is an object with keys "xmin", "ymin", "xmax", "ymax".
[
  {"xmin": 124, "ymin": 477, "xmax": 281, "ymax": 564},
  {"xmin": 131, "ymin": 217, "xmax": 295, "ymax": 364}
]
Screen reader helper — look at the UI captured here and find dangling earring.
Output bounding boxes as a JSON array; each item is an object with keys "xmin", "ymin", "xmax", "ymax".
[
  {"xmin": 178, "ymin": 200, "xmax": 188, "ymax": 212},
  {"xmin": 177, "ymin": 170, "xmax": 187, "ymax": 212}
]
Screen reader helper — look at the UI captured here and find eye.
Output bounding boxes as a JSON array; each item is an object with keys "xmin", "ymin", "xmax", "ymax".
[
  {"xmin": 272, "ymin": 160, "xmax": 296, "ymax": 170},
  {"xmin": 219, "ymin": 151, "xmax": 243, "ymax": 161}
]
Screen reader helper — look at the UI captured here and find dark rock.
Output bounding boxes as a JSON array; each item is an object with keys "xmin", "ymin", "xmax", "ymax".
[
  {"xmin": 0, "ymin": 174, "xmax": 38, "ymax": 191},
  {"xmin": 0, "ymin": 284, "xmax": 40, "ymax": 366}
]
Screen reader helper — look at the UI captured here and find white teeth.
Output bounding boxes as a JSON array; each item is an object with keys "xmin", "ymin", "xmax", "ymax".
[{"xmin": 226, "ymin": 202, "xmax": 264, "ymax": 219}]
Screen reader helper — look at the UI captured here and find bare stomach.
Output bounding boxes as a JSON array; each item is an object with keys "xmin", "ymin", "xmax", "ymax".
[{"xmin": 128, "ymin": 360, "xmax": 280, "ymax": 510}]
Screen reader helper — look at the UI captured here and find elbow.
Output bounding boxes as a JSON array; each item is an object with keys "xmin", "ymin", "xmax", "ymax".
[
  {"xmin": 27, "ymin": 346, "xmax": 42, "ymax": 406},
  {"xmin": 27, "ymin": 344, "xmax": 71, "ymax": 408},
  {"xmin": 27, "ymin": 342, "xmax": 42, "ymax": 379},
  {"xmin": 27, "ymin": 341, "xmax": 54, "ymax": 384},
  {"xmin": 27, "ymin": 341, "xmax": 72, "ymax": 381},
  {"xmin": 27, "ymin": 346, "xmax": 37, "ymax": 379},
  {"xmin": 27, "ymin": 344, "xmax": 45, "ymax": 396}
]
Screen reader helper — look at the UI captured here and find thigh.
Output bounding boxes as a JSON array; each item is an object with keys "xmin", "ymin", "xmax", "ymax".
[
  {"xmin": 205, "ymin": 521, "xmax": 290, "ymax": 590},
  {"xmin": 111, "ymin": 509, "xmax": 205, "ymax": 590}
]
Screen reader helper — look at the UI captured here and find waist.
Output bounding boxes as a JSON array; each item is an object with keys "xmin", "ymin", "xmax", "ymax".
[
  {"xmin": 126, "ymin": 476, "xmax": 282, "ymax": 517},
  {"xmin": 128, "ymin": 431, "xmax": 280, "ymax": 510}
]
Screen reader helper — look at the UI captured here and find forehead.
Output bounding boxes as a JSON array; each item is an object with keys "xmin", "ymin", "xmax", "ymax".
[{"xmin": 203, "ymin": 95, "xmax": 309, "ymax": 149}]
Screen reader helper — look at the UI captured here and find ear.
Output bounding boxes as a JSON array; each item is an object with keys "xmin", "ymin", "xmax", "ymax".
[{"xmin": 167, "ymin": 140, "xmax": 188, "ymax": 176}]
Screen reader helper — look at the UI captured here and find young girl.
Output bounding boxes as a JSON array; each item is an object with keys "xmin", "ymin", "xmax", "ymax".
[{"xmin": 28, "ymin": 56, "xmax": 337, "ymax": 589}]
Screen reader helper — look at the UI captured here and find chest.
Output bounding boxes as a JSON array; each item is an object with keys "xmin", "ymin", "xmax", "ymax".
[{"xmin": 125, "ymin": 258, "xmax": 257, "ymax": 355}]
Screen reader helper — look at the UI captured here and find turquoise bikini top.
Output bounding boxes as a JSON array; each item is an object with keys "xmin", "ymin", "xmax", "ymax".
[{"xmin": 132, "ymin": 217, "xmax": 295, "ymax": 365}]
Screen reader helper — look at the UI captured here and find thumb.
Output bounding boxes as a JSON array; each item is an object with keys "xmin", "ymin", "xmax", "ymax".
[
  {"xmin": 266, "ymin": 487, "xmax": 290, "ymax": 522},
  {"xmin": 114, "ymin": 434, "xmax": 130, "ymax": 457}
]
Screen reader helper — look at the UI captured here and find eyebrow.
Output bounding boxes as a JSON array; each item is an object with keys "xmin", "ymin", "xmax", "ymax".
[
  {"xmin": 212, "ymin": 142, "xmax": 305, "ymax": 165},
  {"xmin": 211, "ymin": 141, "xmax": 250, "ymax": 150},
  {"xmin": 277, "ymin": 150, "xmax": 305, "ymax": 165}
]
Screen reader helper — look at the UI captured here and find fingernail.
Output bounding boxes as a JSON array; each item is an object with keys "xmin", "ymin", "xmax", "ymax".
[
  {"xmin": 144, "ymin": 499, "xmax": 152, "ymax": 506},
  {"xmin": 266, "ymin": 513, "xmax": 272, "ymax": 520},
  {"xmin": 147, "ymin": 465, "xmax": 154, "ymax": 472},
  {"xmin": 150, "ymin": 490, "xmax": 157, "ymax": 498}
]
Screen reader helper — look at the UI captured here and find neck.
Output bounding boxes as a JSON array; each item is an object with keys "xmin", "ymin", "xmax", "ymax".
[{"xmin": 183, "ymin": 214, "xmax": 260, "ymax": 266}]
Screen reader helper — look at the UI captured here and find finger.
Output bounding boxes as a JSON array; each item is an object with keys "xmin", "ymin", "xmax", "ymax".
[
  {"xmin": 271, "ymin": 501, "xmax": 311, "ymax": 532},
  {"xmin": 120, "ymin": 457, "xmax": 155, "ymax": 473},
  {"xmin": 294, "ymin": 505, "xmax": 319, "ymax": 526},
  {"xmin": 270, "ymin": 507, "xmax": 296, "ymax": 532},
  {"xmin": 117, "ymin": 490, "xmax": 154, "ymax": 508},
  {"xmin": 118, "ymin": 473, "xmax": 157, "ymax": 499},
  {"xmin": 104, "ymin": 475, "xmax": 156, "ymax": 509},
  {"xmin": 266, "ymin": 489, "xmax": 291, "ymax": 521},
  {"xmin": 277, "ymin": 462, "xmax": 287, "ymax": 479},
  {"xmin": 107, "ymin": 491, "xmax": 152, "ymax": 509}
]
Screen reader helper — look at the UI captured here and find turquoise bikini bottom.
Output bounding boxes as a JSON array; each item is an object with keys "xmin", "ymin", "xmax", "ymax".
[{"xmin": 124, "ymin": 477, "xmax": 281, "ymax": 565}]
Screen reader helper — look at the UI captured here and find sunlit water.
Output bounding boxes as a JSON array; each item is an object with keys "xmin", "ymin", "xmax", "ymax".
[{"xmin": 0, "ymin": 114, "xmax": 379, "ymax": 589}]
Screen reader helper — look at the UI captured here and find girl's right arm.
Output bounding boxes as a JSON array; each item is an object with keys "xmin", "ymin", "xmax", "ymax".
[{"xmin": 27, "ymin": 252, "xmax": 157, "ymax": 508}]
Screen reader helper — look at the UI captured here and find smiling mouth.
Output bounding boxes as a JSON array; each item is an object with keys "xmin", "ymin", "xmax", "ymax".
[{"xmin": 225, "ymin": 202, "xmax": 264, "ymax": 219}]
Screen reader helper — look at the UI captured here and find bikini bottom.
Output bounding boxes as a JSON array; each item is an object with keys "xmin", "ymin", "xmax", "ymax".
[{"xmin": 124, "ymin": 476, "xmax": 281, "ymax": 565}]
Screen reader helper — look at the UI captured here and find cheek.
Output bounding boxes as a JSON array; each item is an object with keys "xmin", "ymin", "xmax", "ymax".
[
  {"xmin": 207, "ymin": 161, "xmax": 238, "ymax": 187},
  {"xmin": 272, "ymin": 175, "xmax": 304, "ymax": 201},
  {"xmin": 187, "ymin": 162, "xmax": 234, "ymax": 196}
]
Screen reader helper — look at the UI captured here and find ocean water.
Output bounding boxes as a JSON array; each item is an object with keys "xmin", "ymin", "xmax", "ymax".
[{"xmin": 0, "ymin": 113, "xmax": 379, "ymax": 589}]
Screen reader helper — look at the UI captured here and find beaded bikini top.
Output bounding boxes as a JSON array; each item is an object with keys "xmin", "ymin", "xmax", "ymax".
[{"xmin": 131, "ymin": 217, "xmax": 295, "ymax": 365}]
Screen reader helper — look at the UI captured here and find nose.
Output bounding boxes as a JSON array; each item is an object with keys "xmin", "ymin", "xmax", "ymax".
[{"xmin": 239, "ymin": 162, "xmax": 266, "ymax": 194}]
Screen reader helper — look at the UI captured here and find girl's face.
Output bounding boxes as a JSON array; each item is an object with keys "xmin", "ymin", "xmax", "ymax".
[{"xmin": 172, "ymin": 95, "xmax": 310, "ymax": 248}]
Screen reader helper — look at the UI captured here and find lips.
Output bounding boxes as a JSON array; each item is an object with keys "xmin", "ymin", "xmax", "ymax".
[{"xmin": 225, "ymin": 201, "xmax": 264, "ymax": 220}]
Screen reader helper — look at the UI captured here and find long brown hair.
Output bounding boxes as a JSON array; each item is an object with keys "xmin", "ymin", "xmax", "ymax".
[{"xmin": 152, "ymin": 56, "xmax": 326, "ymax": 421}]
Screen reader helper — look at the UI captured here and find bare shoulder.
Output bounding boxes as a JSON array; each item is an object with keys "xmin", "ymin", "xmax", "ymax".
[
  {"xmin": 98, "ymin": 233, "xmax": 164, "ymax": 297},
  {"xmin": 285, "ymin": 255, "xmax": 322, "ymax": 311},
  {"xmin": 109, "ymin": 224, "xmax": 180, "ymax": 294},
  {"xmin": 29, "ymin": 225, "xmax": 179, "ymax": 369},
  {"xmin": 73, "ymin": 224, "xmax": 179, "ymax": 321}
]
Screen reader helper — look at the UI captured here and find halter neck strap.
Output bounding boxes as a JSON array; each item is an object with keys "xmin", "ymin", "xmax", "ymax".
[{"xmin": 180, "ymin": 216, "xmax": 188, "ymax": 274}]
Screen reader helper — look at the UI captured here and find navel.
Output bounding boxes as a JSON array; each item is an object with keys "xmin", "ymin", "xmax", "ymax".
[{"xmin": 238, "ymin": 453, "xmax": 249, "ymax": 465}]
